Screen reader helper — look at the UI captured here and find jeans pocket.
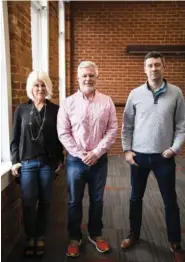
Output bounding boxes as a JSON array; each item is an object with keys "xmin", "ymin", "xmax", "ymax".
[
  {"xmin": 161, "ymin": 154, "xmax": 174, "ymax": 160},
  {"xmin": 132, "ymin": 151, "xmax": 146, "ymax": 166},
  {"xmin": 132, "ymin": 151, "xmax": 139, "ymax": 165}
]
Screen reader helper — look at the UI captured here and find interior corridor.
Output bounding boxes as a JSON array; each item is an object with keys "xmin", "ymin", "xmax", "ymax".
[{"xmin": 6, "ymin": 156, "xmax": 185, "ymax": 262}]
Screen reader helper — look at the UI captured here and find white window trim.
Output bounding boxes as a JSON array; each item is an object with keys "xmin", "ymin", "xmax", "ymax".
[
  {"xmin": 31, "ymin": 0, "xmax": 49, "ymax": 73},
  {"xmin": 0, "ymin": 1, "xmax": 13, "ymax": 190},
  {"xmin": 59, "ymin": 0, "xmax": 66, "ymax": 104}
]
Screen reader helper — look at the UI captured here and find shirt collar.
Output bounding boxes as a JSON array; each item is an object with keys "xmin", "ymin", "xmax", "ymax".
[
  {"xmin": 146, "ymin": 79, "xmax": 167, "ymax": 92},
  {"xmin": 77, "ymin": 89, "xmax": 98, "ymax": 101}
]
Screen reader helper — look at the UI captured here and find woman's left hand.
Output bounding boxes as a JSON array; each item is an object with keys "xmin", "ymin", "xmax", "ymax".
[{"xmin": 55, "ymin": 161, "xmax": 64, "ymax": 174}]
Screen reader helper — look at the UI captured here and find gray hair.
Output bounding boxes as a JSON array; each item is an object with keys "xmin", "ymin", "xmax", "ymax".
[
  {"xmin": 77, "ymin": 61, "xmax": 99, "ymax": 77},
  {"xmin": 26, "ymin": 70, "xmax": 53, "ymax": 101}
]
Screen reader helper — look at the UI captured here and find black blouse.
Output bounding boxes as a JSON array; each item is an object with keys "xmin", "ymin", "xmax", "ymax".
[{"xmin": 10, "ymin": 99, "xmax": 64, "ymax": 169}]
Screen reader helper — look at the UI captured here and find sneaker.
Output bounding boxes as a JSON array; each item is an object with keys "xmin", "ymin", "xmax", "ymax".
[
  {"xmin": 170, "ymin": 243, "xmax": 185, "ymax": 262},
  {"xmin": 88, "ymin": 236, "xmax": 110, "ymax": 253},
  {"xmin": 66, "ymin": 239, "xmax": 81, "ymax": 257},
  {"xmin": 120, "ymin": 233, "xmax": 139, "ymax": 250}
]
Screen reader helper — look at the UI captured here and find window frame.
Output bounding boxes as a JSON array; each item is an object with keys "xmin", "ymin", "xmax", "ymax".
[
  {"xmin": 0, "ymin": 1, "xmax": 12, "ymax": 167},
  {"xmin": 31, "ymin": 0, "xmax": 49, "ymax": 73}
]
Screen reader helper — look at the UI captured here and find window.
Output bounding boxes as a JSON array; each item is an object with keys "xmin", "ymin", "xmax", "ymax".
[
  {"xmin": 31, "ymin": 0, "xmax": 49, "ymax": 72},
  {"xmin": 0, "ymin": 1, "xmax": 12, "ymax": 170}
]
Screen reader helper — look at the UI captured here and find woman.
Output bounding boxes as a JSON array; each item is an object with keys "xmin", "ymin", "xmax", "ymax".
[{"xmin": 10, "ymin": 71, "xmax": 64, "ymax": 257}]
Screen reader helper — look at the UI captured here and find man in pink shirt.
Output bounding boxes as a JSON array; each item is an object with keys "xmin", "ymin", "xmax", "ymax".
[{"xmin": 57, "ymin": 61, "xmax": 117, "ymax": 257}]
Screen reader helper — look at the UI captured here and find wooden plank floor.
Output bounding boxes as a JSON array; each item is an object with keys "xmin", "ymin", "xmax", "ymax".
[{"xmin": 6, "ymin": 156, "xmax": 185, "ymax": 262}]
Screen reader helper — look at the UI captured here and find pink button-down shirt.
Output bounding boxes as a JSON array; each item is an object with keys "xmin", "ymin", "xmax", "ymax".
[{"xmin": 57, "ymin": 90, "xmax": 117, "ymax": 159}]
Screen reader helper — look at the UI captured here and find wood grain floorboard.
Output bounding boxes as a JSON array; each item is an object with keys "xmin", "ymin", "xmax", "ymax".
[{"xmin": 6, "ymin": 156, "xmax": 185, "ymax": 262}]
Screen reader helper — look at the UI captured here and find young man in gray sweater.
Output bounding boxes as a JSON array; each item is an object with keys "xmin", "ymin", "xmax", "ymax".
[{"xmin": 121, "ymin": 51, "xmax": 185, "ymax": 262}]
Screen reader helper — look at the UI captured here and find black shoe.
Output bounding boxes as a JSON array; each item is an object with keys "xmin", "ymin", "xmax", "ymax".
[{"xmin": 24, "ymin": 238, "xmax": 35, "ymax": 257}]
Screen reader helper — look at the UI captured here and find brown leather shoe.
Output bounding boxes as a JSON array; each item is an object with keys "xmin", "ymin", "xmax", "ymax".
[
  {"xmin": 120, "ymin": 233, "xmax": 139, "ymax": 250},
  {"xmin": 170, "ymin": 244, "xmax": 185, "ymax": 262},
  {"xmin": 173, "ymin": 252, "xmax": 185, "ymax": 262}
]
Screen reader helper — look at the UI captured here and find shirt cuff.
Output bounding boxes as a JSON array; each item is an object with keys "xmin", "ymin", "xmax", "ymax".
[
  {"xmin": 169, "ymin": 147, "xmax": 177, "ymax": 155},
  {"xmin": 92, "ymin": 148, "xmax": 105, "ymax": 159}
]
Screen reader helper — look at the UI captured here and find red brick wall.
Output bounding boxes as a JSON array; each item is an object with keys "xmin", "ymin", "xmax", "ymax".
[
  {"xmin": 8, "ymin": 1, "xmax": 32, "ymax": 112},
  {"xmin": 65, "ymin": 1, "xmax": 185, "ymax": 156},
  {"xmin": 65, "ymin": 3, "xmax": 72, "ymax": 97},
  {"xmin": 49, "ymin": 1, "xmax": 59, "ymax": 104}
]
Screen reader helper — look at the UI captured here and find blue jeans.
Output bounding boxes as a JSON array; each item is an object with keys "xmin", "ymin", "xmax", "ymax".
[
  {"xmin": 129, "ymin": 152, "xmax": 181, "ymax": 243},
  {"xmin": 20, "ymin": 159, "xmax": 54, "ymax": 239},
  {"xmin": 66, "ymin": 153, "xmax": 108, "ymax": 240}
]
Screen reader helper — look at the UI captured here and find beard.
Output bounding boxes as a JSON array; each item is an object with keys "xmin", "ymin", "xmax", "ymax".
[{"xmin": 81, "ymin": 85, "xmax": 95, "ymax": 94}]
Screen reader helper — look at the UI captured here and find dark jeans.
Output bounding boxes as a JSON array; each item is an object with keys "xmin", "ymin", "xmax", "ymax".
[
  {"xmin": 66, "ymin": 153, "xmax": 108, "ymax": 240},
  {"xmin": 20, "ymin": 159, "xmax": 54, "ymax": 239},
  {"xmin": 129, "ymin": 152, "xmax": 181, "ymax": 243}
]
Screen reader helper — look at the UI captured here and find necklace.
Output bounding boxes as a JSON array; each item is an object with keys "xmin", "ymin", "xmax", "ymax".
[{"xmin": 29, "ymin": 103, "xmax": 46, "ymax": 141}]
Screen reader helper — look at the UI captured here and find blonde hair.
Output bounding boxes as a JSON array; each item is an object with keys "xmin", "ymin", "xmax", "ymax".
[
  {"xmin": 77, "ymin": 61, "xmax": 99, "ymax": 77},
  {"xmin": 26, "ymin": 70, "xmax": 53, "ymax": 100}
]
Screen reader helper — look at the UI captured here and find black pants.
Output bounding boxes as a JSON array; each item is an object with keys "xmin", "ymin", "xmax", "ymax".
[{"xmin": 129, "ymin": 152, "xmax": 181, "ymax": 243}]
